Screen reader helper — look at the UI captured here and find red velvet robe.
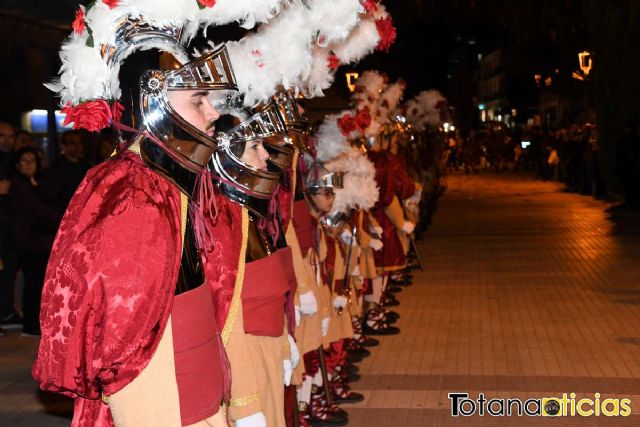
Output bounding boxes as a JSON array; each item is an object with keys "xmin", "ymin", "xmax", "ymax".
[
  {"xmin": 367, "ymin": 151, "xmax": 415, "ymax": 270},
  {"xmin": 32, "ymin": 151, "xmax": 182, "ymax": 426}
]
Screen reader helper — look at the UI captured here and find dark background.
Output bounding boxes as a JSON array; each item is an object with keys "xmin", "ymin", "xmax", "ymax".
[{"xmin": 1, "ymin": 0, "xmax": 638, "ymax": 190}]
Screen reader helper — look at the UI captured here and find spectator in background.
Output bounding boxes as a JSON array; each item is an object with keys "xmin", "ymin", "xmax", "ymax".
[
  {"xmin": 14, "ymin": 130, "xmax": 35, "ymax": 150},
  {"xmin": 49, "ymin": 130, "xmax": 91, "ymax": 210},
  {"xmin": 96, "ymin": 129, "xmax": 116, "ymax": 162},
  {"xmin": 0, "ymin": 122, "xmax": 18, "ymax": 335},
  {"xmin": 9, "ymin": 147, "xmax": 62, "ymax": 336}
]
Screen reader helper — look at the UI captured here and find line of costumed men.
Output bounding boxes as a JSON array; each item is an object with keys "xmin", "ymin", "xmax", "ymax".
[{"xmin": 29, "ymin": 1, "xmax": 443, "ymax": 426}]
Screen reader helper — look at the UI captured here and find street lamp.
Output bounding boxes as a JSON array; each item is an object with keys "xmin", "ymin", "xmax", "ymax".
[
  {"xmin": 345, "ymin": 72, "xmax": 359, "ymax": 93},
  {"xmin": 578, "ymin": 51, "xmax": 592, "ymax": 76},
  {"xmin": 534, "ymin": 73, "xmax": 542, "ymax": 87}
]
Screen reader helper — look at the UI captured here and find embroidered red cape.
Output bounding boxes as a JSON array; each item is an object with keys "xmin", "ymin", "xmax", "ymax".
[{"xmin": 32, "ymin": 151, "xmax": 183, "ymax": 427}]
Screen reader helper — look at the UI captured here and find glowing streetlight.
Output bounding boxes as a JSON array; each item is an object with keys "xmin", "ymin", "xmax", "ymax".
[
  {"xmin": 578, "ymin": 51, "xmax": 592, "ymax": 76},
  {"xmin": 346, "ymin": 72, "xmax": 359, "ymax": 93},
  {"xmin": 534, "ymin": 73, "xmax": 542, "ymax": 86}
]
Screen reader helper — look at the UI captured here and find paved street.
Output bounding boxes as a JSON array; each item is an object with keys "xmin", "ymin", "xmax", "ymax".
[
  {"xmin": 2, "ymin": 171, "xmax": 640, "ymax": 426},
  {"xmin": 347, "ymin": 172, "xmax": 640, "ymax": 426}
]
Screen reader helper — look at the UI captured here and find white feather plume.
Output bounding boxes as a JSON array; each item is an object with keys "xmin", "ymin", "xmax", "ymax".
[
  {"xmin": 351, "ymin": 70, "xmax": 386, "ymax": 112},
  {"xmin": 197, "ymin": 0, "xmax": 286, "ymax": 30},
  {"xmin": 379, "ymin": 80, "xmax": 405, "ymax": 115},
  {"xmin": 299, "ymin": 8, "xmax": 379, "ymax": 98},
  {"xmin": 326, "ymin": 147, "xmax": 379, "ymax": 212},
  {"xmin": 308, "ymin": 0, "xmax": 363, "ymax": 47},
  {"xmin": 406, "ymin": 89, "xmax": 447, "ymax": 130},
  {"xmin": 231, "ymin": 0, "xmax": 364, "ymax": 105},
  {"xmin": 304, "ymin": 46, "xmax": 334, "ymax": 97},
  {"xmin": 54, "ymin": 33, "xmax": 111, "ymax": 105},
  {"xmin": 228, "ymin": 2, "xmax": 313, "ymax": 106},
  {"xmin": 49, "ymin": 0, "xmax": 289, "ymax": 106},
  {"xmin": 332, "ymin": 16, "xmax": 379, "ymax": 64},
  {"xmin": 315, "ymin": 112, "xmax": 350, "ymax": 162}
]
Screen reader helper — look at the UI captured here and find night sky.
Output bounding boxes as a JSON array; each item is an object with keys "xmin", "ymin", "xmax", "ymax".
[
  {"xmin": 2, "ymin": 1, "xmax": 638, "ymax": 132},
  {"xmin": 0, "ymin": 0, "xmax": 512, "ymax": 98}
]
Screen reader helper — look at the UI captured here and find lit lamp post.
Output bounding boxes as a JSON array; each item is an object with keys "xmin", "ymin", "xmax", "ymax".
[
  {"xmin": 572, "ymin": 51, "xmax": 592, "ymax": 81},
  {"xmin": 345, "ymin": 72, "xmax": 359, "ymax": 93},
  {"xmin": 574, "ymin": 51, "xmax": 593, "ymax": 122},
  {"xmin": 578, "ymin": 51, "xmax": 592, "ymax": 76}
]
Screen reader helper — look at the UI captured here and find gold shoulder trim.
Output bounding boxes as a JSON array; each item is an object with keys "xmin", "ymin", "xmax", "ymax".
[
  {"xmin": 179, "ymin": 193, "xmax": 188, "ymax": 257},
  {"xmin": 222, "ymin": 207, "xmax": 249, "ymax": 345}
]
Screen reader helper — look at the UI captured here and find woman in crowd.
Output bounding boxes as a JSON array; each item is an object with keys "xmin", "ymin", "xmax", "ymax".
[{"xmin": 9, "ymin": 147, "xmax": 61, "ymax": 336}]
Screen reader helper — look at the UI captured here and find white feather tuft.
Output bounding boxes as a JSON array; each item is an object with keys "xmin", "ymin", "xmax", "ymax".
[
  {"xmin": 304, "ymin": 46, "xmax": 334, "ymax": 97},
  {"xmin": 307, "ymin": 0, "xmax": 363, "ymax": 46},
  {"xmin": 315, "ymin": 112, "xmax": 350, "ymax": 162},
  {"xmin": 332, "ymin": 17, "xmax": 379, "ymax": 64},
  {"xmin": 231, "ymin": 0, "xmax": 364, "ymax": 105},
  {"xmin": 380, "ymin": 81, "xmax": 405, "ymax": 113},
  {"xmin": 197, "ymin": 0, "xmax": 286, "ymax": 29},
  {"xmin": 406, "ymin": 89, "xmax": 448, "ymax": 129},
  {"xmin": 48, "ymin": 0, "xmax": 289, "ymax": 106},
  {"xmin": 326, "ymin": 148, "xmax": 379, "ymax": 212},
  {"xmin": 56, "ymin": 33, "xmax": 111, "ymax": 105},
  {"xmin": 351, "ymin": 70, "xmax": 386, "ymax": 110},
  {"xmin": 227, "ymin": 2, "xmax": 313, "ymax": 106}
]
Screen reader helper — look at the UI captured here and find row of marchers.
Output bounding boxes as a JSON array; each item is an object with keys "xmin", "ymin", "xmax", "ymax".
[{"xmin": 31, "ymin": 1, "xmax": 447, "ymax": 427}]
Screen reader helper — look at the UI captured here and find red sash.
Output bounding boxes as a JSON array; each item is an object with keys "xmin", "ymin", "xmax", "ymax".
[
  {"xmin": 242, "ymin": 247, "xmax": 292, "ymax": 337},
  {"xmin": 292, "ymin": 200, "xmax": 315, "ymax": 254},
  {"xmin": 172, "ymin": 284, "xmax": 223, "ymax": 425}
]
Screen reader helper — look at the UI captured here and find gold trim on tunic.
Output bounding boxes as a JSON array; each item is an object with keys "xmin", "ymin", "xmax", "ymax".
[
  {"xmin": 222, "ymin": 207, "xmax": 249, "ymax": 346},
  {"xmin": 229, "ymin": 392, "xmax": 261, "ymax": 407}
]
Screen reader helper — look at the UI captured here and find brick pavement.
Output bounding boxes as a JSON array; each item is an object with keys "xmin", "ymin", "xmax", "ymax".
[
  {"xmin": 345, "ymin": 172, "xmax": 640, "ymax": 426},
  {"xmin": 1, "ymin": 171, "xmax": 640, "ymax": 426}
]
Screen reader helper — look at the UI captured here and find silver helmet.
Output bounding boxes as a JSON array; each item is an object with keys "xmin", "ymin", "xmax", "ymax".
[
  {"xmin": 210, "ymin": 101, "xmax": 288, "ymax": 218},
  {"xmin": 138, "ymin": 45, "xmax": 238, "ymax": 173},
  {"xmin": 105, "ymin": 18, "xmax": 238, "ymax": 195},
  {"xmin": 271, "ymin": 90, "xmax": 311, "ymax": 152},
  {"xmin": 300, "ymin": 152, "xmax": 344, "ymax": 214}
]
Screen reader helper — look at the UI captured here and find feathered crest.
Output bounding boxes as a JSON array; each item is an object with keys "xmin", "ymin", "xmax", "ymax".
[
  {"xmin": 229, "ymin": 0, "xmax": 363, "ymax": 106},
  {"xmin": 379, "ymin": 80, "xmax": 405, "ymax": 117},
  {"xmin": 326, "ymin": 147, "xmax": 379, "ymax": 212},
  {"xmin": 48, "ymin": 0, "xmax": 290, "ymax": 108},
  {"xmin": 314, "ymin": 107, "xmax": 371, "ymax": 162},
  {"xmin": 301, "ymin": 0, "xmax": 396, "ymax": 97},
  {"xmin": 350, "ymin": 70, "xmax": 387, "ymax": 136},
  {"xmin": 315, "ymin": 112, "xmax": 350, "ymax": 162},
  {"xmin": 405, "ymin": 89, "xmax": 448, "ymax": 130}
]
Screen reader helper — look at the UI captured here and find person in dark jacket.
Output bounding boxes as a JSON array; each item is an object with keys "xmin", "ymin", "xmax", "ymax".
[
  {"xmin": 0, "ymin": 121, "xmax": 17, "ymax": 334},
  {"xmin": 49, "ymin": 130, "xmax": 91, "ymax": 211},
  {"xmin": 9, "ymin": 147, "xmax": 62, "ymax": 335}
]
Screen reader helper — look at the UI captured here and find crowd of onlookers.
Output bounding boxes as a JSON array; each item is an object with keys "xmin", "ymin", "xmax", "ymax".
[
  {"xmin": 0, "ymin": 121, "xmax": 115, "ymax": 337},
  {"xmin": 446, "ymin": 121, "xmax": 640, "ymax": 208}
]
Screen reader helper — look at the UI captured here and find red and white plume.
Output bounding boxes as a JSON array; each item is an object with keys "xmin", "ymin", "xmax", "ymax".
[
  {"xmin": 228, "ymin": 0, "xmax": 364, "ymax": 105},
  {"xmin": 313, "ymin": 109, "xmax": 379, "ymax": 212},
  {"xmin": 46, "ymin": 0, "xmax": 289, "ymax": 131},
  {"xmin": 302, "ymin": 0, "xmax": 396, "ymax": 97},
  {"xmin": 405, "ymin": 89, "xmax": 448, "ymax": 130}
]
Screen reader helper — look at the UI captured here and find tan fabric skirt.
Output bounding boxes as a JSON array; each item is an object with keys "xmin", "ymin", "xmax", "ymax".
[
  {"xmin": 241, "ymin": 333, "xmax": 288, "ymax": 427},
  {"xmin": 109, "ymin": 317, "xmax": 225, "ymax": 427}
]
